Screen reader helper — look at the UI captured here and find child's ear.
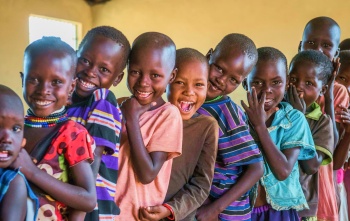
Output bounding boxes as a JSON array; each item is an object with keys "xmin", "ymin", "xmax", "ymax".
[
  {"xmin": 298, "ymin": 41, "xmax": 302, "ymax": 52},
  {"xmin": 320, "ymin": 84, "xmax": 328, "ymax": 96},
  {"xmin": 206, "ymin": 48, "xmax": 213, "ymax": 61},
  {"xmin": 20, "ymin": 72, "xmax": 24, "ymax": 87},
  {"xmin": 168, "ymin": 68, "xmax": 177, "ymax": 84},
  {"xmin": 334, "ymin": 48, "xmax": 340, "ymax": 58},
  {"xmin": 113, "ymin": 72, "xmax": 124, "ymax": 87},
  {"xmin": 21, "ymin": 138, "xmax": 27, "ymax": 148},
  {"xmin": 242, "ymin": 78, "xmax": 248, "ymax": 91},
  {"xmin": 69, "ymin": 77, "xmax": 77, "ymax": 95}
]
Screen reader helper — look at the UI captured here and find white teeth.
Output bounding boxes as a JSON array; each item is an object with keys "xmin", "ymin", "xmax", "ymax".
[
  {"xmin": 79, "ymin": 79, "xmax": 96, "ymax": 89},
  {"xmin": 179, "ymin": 101, "xmax": 194, "ymax": 112},
  {"xmin": 0, "ymin": 151, "xmax": 8, "ymax": 158},
  {"xmin": 35, "ymin": 100, "xmax": 53, "ymax": 106},
  {"xmin": 136, "ymin": 90, "xmax": 152, "ymax": 98}
]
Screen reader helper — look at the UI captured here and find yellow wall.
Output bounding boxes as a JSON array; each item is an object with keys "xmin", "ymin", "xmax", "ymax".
[
  {"xmin": 1, "ymin": 0, "xmax": 350, "ymax": 105},
  {"xmin": 91, "ymin": 0, "xmax": 350, "ymax": 104},
  {"xmin": 0, "ymin": 0, "xmax": 92, "ymax": 104}
]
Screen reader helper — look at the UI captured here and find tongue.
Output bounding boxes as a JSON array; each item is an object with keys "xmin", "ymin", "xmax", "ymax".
[
  {"xmin": 180, "ymin": 102, "xmax": 191, "ymax": 111},
  {"xmin": 0, "ymin": 152, "xmax": 8, "ymax": 158}
]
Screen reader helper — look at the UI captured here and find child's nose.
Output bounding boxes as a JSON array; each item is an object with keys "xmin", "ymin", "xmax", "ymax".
[
  {"xmin": 138, "ymin": 75, "xmax": 150, "ymax": 86},
  {"xmin": 184, "ymin": 85, "xmax": 195, "ymax": 96},
  {"xmin": 37, "ymin": 82, "xmax": 52, "ymax": 95},
  {"xmin": 86, "ymin": 66, "xmax": 98, "ymax": 78}
]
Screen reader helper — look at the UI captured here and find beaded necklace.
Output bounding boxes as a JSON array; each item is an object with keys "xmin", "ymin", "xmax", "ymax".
[
  {"xmin": 24, "ymin": 107, "xmax": 68, "ymax": 128},
  {"xmin": 204, "ymin": 95, "xmax": 223, "ymax": 104}
]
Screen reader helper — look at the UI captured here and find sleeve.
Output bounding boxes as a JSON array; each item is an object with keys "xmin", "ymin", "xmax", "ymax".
[
  {"xmin": 85, "ymin": 89, "xmax": 122, "ymax": 155},
  {"xmin": 166, "ymin": 121, "xmax": 219, "ymax": 220},
  {"xmin": 281, "ymin": 110, "xmax": 316, "ymax": 160},
  {"xmin": 56, "ymin": 121, "xmax": 95, "ymax": 166},
  {"xmin": 312, "ymin": 115, "xmax": 334, "ymax": 165},
  {"xmin": 220, "ymin": 105, "xmax": 262, "ymax": 167},
  {"xmin": 334, "ymin": 83, "xmax": 350, "ymax": 123},
  {"xmin": 147, "ymin": 105, "xmax": 182, "ymax": 160}
]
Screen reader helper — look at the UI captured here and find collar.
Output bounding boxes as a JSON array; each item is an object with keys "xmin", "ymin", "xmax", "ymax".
[
  {"xmin": 305, "ymin": 102, "xmax": 322, "ymax": 121},
  {"xmin": 267, "ymin": 102, "xmax": 293, "ymax": 132}
]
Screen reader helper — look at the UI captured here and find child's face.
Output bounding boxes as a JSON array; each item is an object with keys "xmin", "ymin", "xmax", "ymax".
[
  {"xmin": 336, "ymin": 62, "xmax": 350, "ymax": 95},
  {"xmin": 76, "ymin": 36, "xmax": 125, "ymax": 98},
  {"xmin": 247, "ymin": 60, "xmax": 286, "ymax": 111},
  {"xmin": 289, "ymin": 61, "xmax": 325, "ymax": 108},
  {"xmin": 127, "ymin": 46, "xmax": 176, "ymax": 105},
  {"xmin": 22, "ymin": 51, "xmax": 75, "ymax": 117},
  {"xmin": 207, "ymin": 49, "xmax": 254, "ymax": 100},
  {"xmin": 300, "ymin": 24, "xmax": 339, "ymax": 60},
  {"xmin": 167, "ymin": 60, "xmax": 208, "ymax": 120},
  {"xmin": 0, "ymin": 99, "xmax": 26, "ymax": 168}
]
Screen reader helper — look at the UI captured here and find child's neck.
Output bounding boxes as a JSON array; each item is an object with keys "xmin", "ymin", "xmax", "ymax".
[{"xmin": 148, "ymin": 97, "xmax": 166, "ymax": 111}]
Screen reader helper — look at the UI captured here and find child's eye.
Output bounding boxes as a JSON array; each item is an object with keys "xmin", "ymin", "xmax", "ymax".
[
  {"xmin": 100, "ymin": 67, "xmax": 110, "ymax": 74},
  {"xmin": 52, "ymin": 79, "xmax": 62, "ymax": 85},
  {"xmin": 252, "ymin": 81, "xmax": 262, "ymax": 86},
  {"xmin": 230, "ymin": 78, "xmax": 237, "ymax": 83},
  {"xmin": 130, "ymin": 70, "xmax": 140, "ymax": 75},
  {"xmin": 175, "ymin": 81, "xmax": 184, "ymax": 85},
  {"xmin": 307, "ymin": 41, "xmax": 315, "ymax": 45},
  {"xmin": 152, "ymin": 74, "xmax": 160, "ymax": 78},
  {"xmin": 306, "ymin": 81, "xmax": 313, "ymax": 86},
  {"xmin": 196, "ymin": 83, "xmax": 205, "ymax": 87},
  {"xmin": 273, "ymin": 80, "xmax": 282, "ymax": 85},
  {"xmin": 339, "ymin": 76, "xmax": 346, "ymax": 81},
  {"xmin": 13, "ymin": 125, "xmax": 22, "ymax": 133},
  {"xmin": 214, "ymin": 65, "xmax": 223, "ymax": 73},
  {"xmin": 80, "ymin": 58, "xmax": 90, "ymax": 65}
]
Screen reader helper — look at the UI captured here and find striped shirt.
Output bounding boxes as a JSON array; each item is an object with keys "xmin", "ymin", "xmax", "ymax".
[
  {"xmin": 67, "ymin": 88, "xmax": 122, "ymax": 221},
  {"xmin": 197, "ymin": 97, "xmax": 262, "ymax": 221}
]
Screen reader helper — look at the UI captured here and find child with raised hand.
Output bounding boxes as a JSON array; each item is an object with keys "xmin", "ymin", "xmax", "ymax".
[
  {"xmin": 241, "ymin": 47, "xmax": 316, "ymax": 221},
  {"xmin": 13, "ymin": 37, "xmax": 96, "ymax": 220},
  {"xmin": 335, "ymin": 50, "xmax": 350, "ymax": 95},
  {"xmin": 286, "ymin": 50, "xmax": 335, "ymax": 221},
  {"xmin": 114, "ymin": 32, "xmax": 183, "ymax": 220},
  {"xmin": 139, "ymin": 48, "xmax": 219, "ymax": 221},
  {"xmin": 195, "ymin": 34, "xmax": 264, "ymax": 221},
  {"xmin": 67, "ymin": 26, "xmax": 130, "ymax": 221},
  {"xmin": 0, "ymin": 85, "xmax": 38, "ymax": 221},
  {"xmin": 299, "ymin": 16, "xmax": 350, "ymax": 220}
]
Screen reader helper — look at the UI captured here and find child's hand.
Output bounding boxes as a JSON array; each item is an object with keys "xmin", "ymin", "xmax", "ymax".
[
  {"xmin": 285, "ymin": 84, "xmax": 306, "ymax": 114},
  {"xmin": 10, "ymin": 148, "xmax": 38, "ymax": 178},
  {"xmin": 241, "ymin": 87, "xmax": 278, "ymax": 128},
  {"xmin": 195, "ymin": 204, "xmax": 219, "ymax": 221},
  {"xmin": 336, "ymin": 104, "xmax": 350, "ymax": 133},
  {"xmin": 325, "ymin": 57, "xmax": 341, "ymax": 99},
  {"xmin": 120, "ymin": 96, "xmax": 156, "ymax": 121},
  {"xmin": 139, "ymin": 206, "xmax": 170, "ymax": 221}
]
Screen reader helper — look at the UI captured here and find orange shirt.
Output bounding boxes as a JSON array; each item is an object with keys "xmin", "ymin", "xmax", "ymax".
[{"xmin": 115, "ymin": 103, "xmax": 182, "ymax": 220}]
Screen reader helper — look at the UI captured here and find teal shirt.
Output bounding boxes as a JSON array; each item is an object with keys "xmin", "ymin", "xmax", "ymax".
[{"xmin": 251, "ymin": 102, "xmax": 316, "ymax": 211}]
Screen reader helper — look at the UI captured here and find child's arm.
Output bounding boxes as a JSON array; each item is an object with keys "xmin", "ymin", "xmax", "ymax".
[
  {"xmin": 299, "ymin": 150, "xmax": 326, "ymax": 174},
  {"xmin": 0, "ymin": 174, "xmax": 27, "ymax": 221},
  {"xmin": 334, "ymin": 105, "xmax": 350, "ymax": 170},
  {"xmin": 91, "ymin": 145, "xmax": 104, "ymax": 178},
  {"xmin": 121, "ymin": 97, "xmax": 168, "ymax": 184},
  {"xmin": 12, "ymin": 148, "xmax": 96, "ymax": 211},
  {"xmin": 195, "ymin": 161, "xmax": 263, "ymax": 221},
  {"xmin": 242, "ymin": 88, "xmax": 301, "ymax": 180}
]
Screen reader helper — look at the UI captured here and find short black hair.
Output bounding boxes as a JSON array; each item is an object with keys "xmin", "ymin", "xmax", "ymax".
[
  {"xmin": 214, "ymin": 33, "xmax": 258, "ymax": 64},
  {"xmin": 302, "ymin": 16, "xmax": 341, "ymax": 45},
  {"xmin": 339, "ymin": 50, "xmax": 350, "ymax": 64},
  {"xmin": 290, "ymin": 50, "xmax": 333, "ymax": 85},
  {"xmin": 79, "ymin": 26, "xmax": 131, "ymax": 70},
  {"xmin": 24, "ymin": 36, "xmax": 77, "ymax": 72},
  {"xmin": 0, "ymin": 84, "xmax": 24, "ymax": 116},
  {"xmin": 339, "ymin": 39, "xmax": 350, "ymax": 51},
  {"xmin": 176, "ymin": 48, "xmax": 209, "ymax": 71},
  {"xmin": 257, "ymin": 47, "xmax": 288, "ymax": 74},
  {"xmin": 130, "ymin": 32, "xmax": 176, "ymax": 71}
]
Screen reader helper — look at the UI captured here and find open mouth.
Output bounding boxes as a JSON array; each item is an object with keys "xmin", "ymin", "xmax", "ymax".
[
  {"xmin": 209, "ymin": 81, "xmax": 223, "ymax": 92},
  {"xmin": 78, "ymin": 78, "xmax": 97, "ymax": 90},
  {"xmin": 0, "ymin": 151, "xmax": 10, "ymax": 161},
  {"xmin": 34, "ymin": 99, "xmax": 54, "ymax": 106},
  {"xmin": 179, "ymin": 101, "xmax": 194, "ymax": 112},
  {"xmin": 135, "ymin": 90, "xmax": 153, "ymax": 98}
]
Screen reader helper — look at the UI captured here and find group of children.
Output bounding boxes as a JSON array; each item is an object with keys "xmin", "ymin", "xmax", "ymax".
[{"xmin": 1, "ymin": 15, "xmax": 350, "ymax": 221}]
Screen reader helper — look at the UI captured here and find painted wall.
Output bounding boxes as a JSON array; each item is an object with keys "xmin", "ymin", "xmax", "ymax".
[
  {"xmin": 1, "ymin": 0, "xmax": 349, "ymax": 105},
  {"xmin": 0, "ymin": 0, "xmax": 92, "ymax": 105},
  {"xmin": 91, "ymin": 0, "xmax": 350, "ymax": 104}
]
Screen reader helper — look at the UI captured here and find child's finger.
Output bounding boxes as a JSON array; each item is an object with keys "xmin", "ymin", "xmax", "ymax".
[
  {"xmin": 246, "ymin": 91, "xmax": 253, "ymax": 107},
  {"xmin": 259, "ymin": 91, "xmax": 266, "ymax": 108},
  {"xmin": 251, "ymin": 87, "xmax": 258, "ymax": 105},
  {"xmin": 241, "ymin": 100, "xmax": 250, "ymax": 113}
]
